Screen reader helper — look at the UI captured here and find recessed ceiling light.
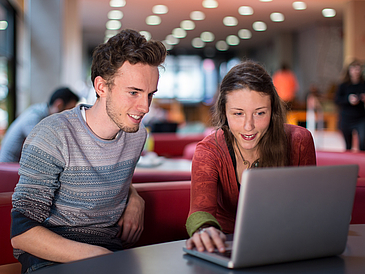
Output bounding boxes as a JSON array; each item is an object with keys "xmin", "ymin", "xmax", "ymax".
[
  {"xmin": 146, "ymin": 15, "xmax": 161, "ymax": 25},
  {"xmin": 226, "ymin": 35, "xmax": 240, "ymax": 46},
  {"xmin": 200, "ymin": 31, "xmax": 215, "ymax": 42},
  {"xmin": 252, "ymin": 21, "xmax": 267, "ymax": 31},
  {"xmin": 153, "ymin": 5, "xmax": 168, "ymax": 14},
  {"xmin": 165, "ymin": 34, "xmax": 179, "ymax": 45},
  {"xmin": 259, "ymin": 0, "xmax": 272, "ymax": 2},
  {"xmin": 292, "ymin": 1, "xmax": 307, "ymax": 10},
  {"xmin": 140, "ymin": 31, "xmax": 151, "ymax": 40},
  {"xmin": 172, "ymin": 28, "xmax": 187, "ymax": 38},
  {"xmin": 106, "ymin": 20, "xmax": 121, "ymax": 30},
  {"xmin": 105, "ymin": 29, "xmax": 119, "ymax": 39},
  {"xmin": 0, "ymin": 21, "xmax": 8, "ymax": 30},
  {"xmin": 238, "ymin": 29, "xmax": 252, "ymax": 39},
  {"xmin": 180, "ymin": 20, "xmax": 195, "ymax": 30},
  {"xmin": 216, "ymin": 40, "xmax": 228, "ymax": 51},
  {"xmin": 322, "ymin": 8, "xmax": 336, "ymax": 18},
  {"xmin": 109, "ymin": 0, "xmax": 126, "ymax": 8},
  {"xmin": 202, "ymin": 0, "xmax": 218, "ymax": 9},
  {"xmin": 190, "ymin": 11, "xmax": 205, "ymax": 20},
  {"xmin": 238, "ymin": 6, "xmax": 254, "ymax": 16},
  {"xmin": 223, "ymin": 16, "xmax": 238, "ymax": 26},
  {"xmin": 192, "ymin": 37, "xmax": 205, "ymax": 48},
  {"xmin": 162, "ymin": 40, "xmax": 173, "ymax": 51},
  {"xmin": 108, "ymin": 10, "xmax": 123, "ymax": 20},
  {"xmin": 270, "ymin": 12, "xmax": 285, "ymax": 22}
]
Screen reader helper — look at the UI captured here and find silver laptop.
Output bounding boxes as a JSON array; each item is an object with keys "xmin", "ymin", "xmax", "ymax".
[{"xmin": 183, "ymin": 165, "xmax": 358, "ymax": 269}]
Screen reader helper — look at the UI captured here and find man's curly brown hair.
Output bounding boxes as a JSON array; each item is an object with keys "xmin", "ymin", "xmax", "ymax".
[{"xmin": 91, "ymin": 29, "xmax": 167, "ymax": 96}]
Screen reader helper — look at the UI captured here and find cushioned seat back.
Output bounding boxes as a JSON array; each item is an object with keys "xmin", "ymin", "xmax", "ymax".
[
  {"xmin": 0, "ymin": 163, "xmax": 20, "ymax": 193},
  {"xmin": 133, "ymin": 181, "xmax": 191, "ymax": 247}
]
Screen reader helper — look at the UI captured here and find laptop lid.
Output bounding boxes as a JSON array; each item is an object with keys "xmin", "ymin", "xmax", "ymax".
[{"xmin": 183, "ymin": 165, "xmax": 358, "ymax": 269}]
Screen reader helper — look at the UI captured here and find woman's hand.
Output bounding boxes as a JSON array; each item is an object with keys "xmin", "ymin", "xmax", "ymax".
[
  {"xmin": 185, "ymin": 226, "xmax": 226, "ymax": 253},
  {"xmin": 349, "ymin": 94, "xmax": 360, "ymax": 105}
]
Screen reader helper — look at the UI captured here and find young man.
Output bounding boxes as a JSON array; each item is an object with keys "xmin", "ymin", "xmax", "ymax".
[
  {"xmin": 0, "ymin": 87, "xmax": 79, "ymax": 163},
  {"xmin": 10, "ymin": 29, "xmax": 167, "ymax": 273}
]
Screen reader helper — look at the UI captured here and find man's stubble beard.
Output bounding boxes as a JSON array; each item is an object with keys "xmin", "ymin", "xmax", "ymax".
[{"xmin": 106, "ymin": 96, "xmax": 140, "ymax": 133}]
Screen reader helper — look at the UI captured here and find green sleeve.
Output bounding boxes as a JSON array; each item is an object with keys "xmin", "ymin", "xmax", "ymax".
[{"xmin": 185, "ymin": 211, "xmax": 222, "ymax": 237}]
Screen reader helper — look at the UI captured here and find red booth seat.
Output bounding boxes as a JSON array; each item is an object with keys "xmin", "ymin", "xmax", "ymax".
[
  {"xmin": 0, "ymin": 181, "xmax": 191, "ymax": 268},
  {"xmin": 316, "ymin": 150, "xmax": 365, "ymax": 178},
  {"xmin": 152, "ymin": 133, "xmax": 205, "ymax": 158}
]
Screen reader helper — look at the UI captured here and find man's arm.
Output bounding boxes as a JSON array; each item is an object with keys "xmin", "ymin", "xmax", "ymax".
[
  {"xmin": 117, "ymin": 184, "xmax": 145, "ymax": 247},
  {"xmin": 11, "ymin": 226, "xmax": 112, "ymax": 263}
]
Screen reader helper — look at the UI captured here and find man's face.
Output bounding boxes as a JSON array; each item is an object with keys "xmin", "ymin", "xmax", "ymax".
[{"xmin": 106, "ymin": 61, "xmax": 159, "ymax": 133}]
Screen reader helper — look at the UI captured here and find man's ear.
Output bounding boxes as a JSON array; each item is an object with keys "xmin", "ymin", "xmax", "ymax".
[
  {"xmin": 50, "ymin": 98, "xmax": 64, "ymax": 114},
  {"xmin": 94, "ymin": 76, "xmax": 109, "ymax": 98}
]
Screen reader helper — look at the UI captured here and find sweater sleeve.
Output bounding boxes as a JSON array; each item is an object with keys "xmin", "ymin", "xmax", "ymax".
[
  {"xmin": 286, "ymin": 124, "xmax": 316, "ymax": 166},
  {"xmin": 11, "ymin": 121, "xmax": 65, "ymax": 238},
  {"xmin": 185, "ymin": 137, "xmax": 223, "ymax": 235}
]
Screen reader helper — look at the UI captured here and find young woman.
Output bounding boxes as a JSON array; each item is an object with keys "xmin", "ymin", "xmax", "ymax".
[
  {"xmin": 185, "ymin": 60, "xmax": 316, "ymax": 253},
  {"xmin": 335, "ymin": 60, "xmax": 365, "ymax": 151}
]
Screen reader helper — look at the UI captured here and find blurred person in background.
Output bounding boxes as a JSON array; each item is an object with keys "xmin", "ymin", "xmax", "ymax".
[
  {"xmin": 0, "ymin": 87, "xmax": 79, "ymax": 162},
  {"xmin": 335, "ymin": 60, "xmax": 365, "ymax": 151},
  {"xmin": 272, "ymin": 63, "xmax": 299, "ymax": 108}
]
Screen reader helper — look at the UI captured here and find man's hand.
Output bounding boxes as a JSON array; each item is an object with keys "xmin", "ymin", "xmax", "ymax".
[{"xmin": 117, "ymin": 185, "xmax": 145, "ymax": 248}]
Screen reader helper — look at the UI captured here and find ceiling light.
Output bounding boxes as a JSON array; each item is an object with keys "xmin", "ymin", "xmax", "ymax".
[
  {"xmin": 292, "ymin": 1, "xmax": 307, "ymax": 10},
  {"xmin": 192, "ymin": 37, "xmax": 205, "ymax": 48},
  {"xmin": 259, "ymin": 0, "xmax": 272, "ymax": 2},
  {"xmin": 162, "ymin": 40, "xmax": 173, "ymax": 51},
  {"xmin": 200, "ymin": 31, "xmax": 215, "ymax": 42},
  {"xmin": 146, "ymin": 15, "xmax": 161, "ymax": 25},
  {"xmin": 322, "ymin": 8, "xmax": 336, "ymax": 18},
  {"xmin": 216, "ymin": 40, "xmax": 228, "ymax": 51},
  {"xmin": 223, "ymin": 16, "xmax": 238, "ymax": 27},
  {"xmin": 238, "ymin": 6, "xmax": 254, "ymax": 16},
  {"xmin": 226, "ymin": 35, "xmax": 240, "ymax": 46},
  {"xmin": 109, "ymin": 0, "xmax": 126, "ymax": 8},
  {"xmin": 0, "ymin": 21, "xmax": 8, "ymax": 30},
  {"xmin": 140, "ymin": 31, "xmax": 152, "ymax": 40},
  {"xmin": 106, "ymin": 20, "xmax": 121, "ymax": 30},
  {"xmin": 105, "ymin": 30, "xmax": 119, "ymax": 41},
  {"xmin": 180, "ymin": 20, "xmax": 195, "ymax": 30},
  {"xmin": 172, "ymin": 28, "xmax": 187, "ymax": 38},
  {"xmin": 202, "ymin": 0, "xmax": 218, "ymax": 9},
  {"xmin": 165, "ymin": 34, "xmax": 179, "ymax": 45},
  {"xmin": 270, "ymin": 12, "xmax": 285, "ymax": 22},
  {"xmin": 153, "ymin": 5, "xmax": 168, "ymax": 14},
  {"xmin": 190, "ymin": 11, "xmax": 205, "ymax": 20},
  {"xmin": 108, "ymin": 10, "xmax": 123, "ymax": 20},
  {"xmin": 238, "ymin": 29, "xmax": 252, "ymax": 39},
  {"xmin": 252, "ymin": 21, "xmax": 267, "ymax": 31}
]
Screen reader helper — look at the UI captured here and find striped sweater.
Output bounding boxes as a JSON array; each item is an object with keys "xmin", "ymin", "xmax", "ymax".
[{"xmin": 11, "ymin": 104, "xmax": 146, "ymax": 270}]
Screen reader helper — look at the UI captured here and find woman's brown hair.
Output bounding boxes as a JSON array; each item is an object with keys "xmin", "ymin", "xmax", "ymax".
[{"xmin": 212, "ymin": 60, "xmax": 288, "ymax": 167}]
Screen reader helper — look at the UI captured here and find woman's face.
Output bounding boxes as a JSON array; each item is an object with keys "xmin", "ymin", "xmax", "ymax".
[
  {"xmin": 226, "ymin": 88, "xmax": 271, "ymax": 155},
  {"xmin": 349, "ymin": 65, "xmax": 362, "ymax": 82}
]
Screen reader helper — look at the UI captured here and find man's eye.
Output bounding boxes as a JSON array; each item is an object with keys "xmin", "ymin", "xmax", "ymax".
[{"xmin": 130, "ymin": 91, "xmax": 137, "ymax": 95}]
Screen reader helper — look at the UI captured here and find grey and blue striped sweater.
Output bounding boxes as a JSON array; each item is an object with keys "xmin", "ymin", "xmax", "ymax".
[{"xmin": 11, "ymin": 104, "xmax": 147, "ymax": 270}]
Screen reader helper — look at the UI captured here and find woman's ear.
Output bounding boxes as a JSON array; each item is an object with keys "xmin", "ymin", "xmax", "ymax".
[{"xmin": 94, "ymin": 76, "xmax": 108, "ymax": 98}]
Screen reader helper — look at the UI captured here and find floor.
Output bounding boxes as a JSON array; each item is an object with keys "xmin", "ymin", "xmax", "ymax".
[{"xmin": 311, "ymin": 130, "xmax": 358, "ymax": 152}]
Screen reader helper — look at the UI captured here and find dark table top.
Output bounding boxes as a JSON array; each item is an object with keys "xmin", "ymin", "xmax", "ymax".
[{"xmin": 35, "ymin": 224, "xmax": 365, "ymax": 274}]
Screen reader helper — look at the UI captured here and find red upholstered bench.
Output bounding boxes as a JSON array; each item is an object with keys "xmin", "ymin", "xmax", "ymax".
[
  {"xmin": 133, "ymin": 181, "xmax": 190, "ymax": 247},
  {"xmin": 0, "ymin": 163, "xmax": 20, "ymax": 193},
  {"xmin": 152, "ymin": 133, "xmax": 205, "ymax": 158},
  {"xmin": 0, "ymin": 192, "xmax": 18, "ymax": 265},
  {"xmin": 316, "ymin": 151, "xmax": 365, "ymax": 177}
]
